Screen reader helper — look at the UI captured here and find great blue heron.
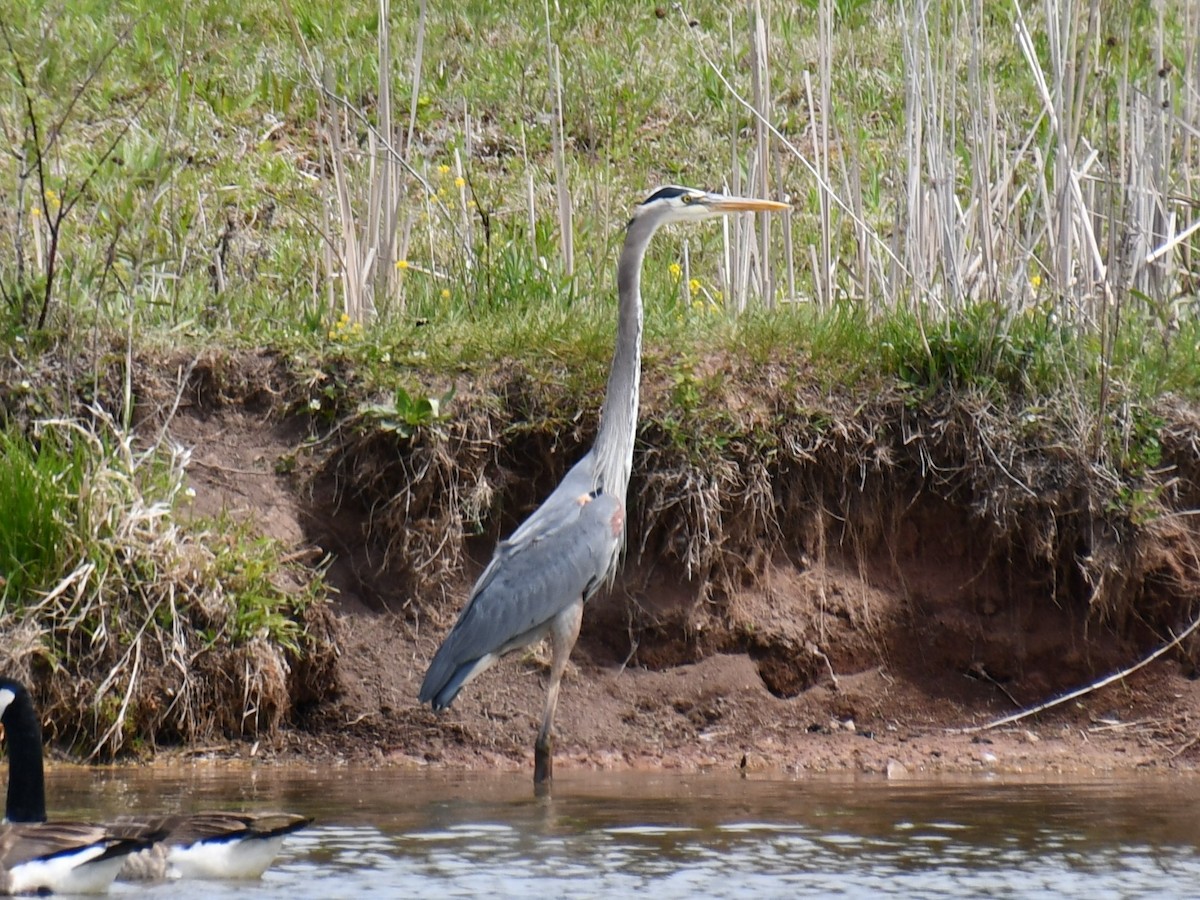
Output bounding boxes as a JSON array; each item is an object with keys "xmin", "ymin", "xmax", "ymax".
[{"xmin": 418, "ymin": 185, "xmax": 789, "ymax": 786}]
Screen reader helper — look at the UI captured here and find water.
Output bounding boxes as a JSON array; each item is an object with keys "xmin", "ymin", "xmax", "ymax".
[{"xmin": 43, "ymin": 766, "xmax": 1200, "ymax": 898}]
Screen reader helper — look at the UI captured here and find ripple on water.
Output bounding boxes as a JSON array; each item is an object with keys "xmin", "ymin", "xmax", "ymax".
[{"xmin": 56, "ymin": 770, "xmax": 1200, "ymax": 899}]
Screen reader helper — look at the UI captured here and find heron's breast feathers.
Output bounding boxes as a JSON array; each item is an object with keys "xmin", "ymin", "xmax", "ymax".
[{"xmin": 575, "ymin": 491, "xmax": 625, "ymax": 539}]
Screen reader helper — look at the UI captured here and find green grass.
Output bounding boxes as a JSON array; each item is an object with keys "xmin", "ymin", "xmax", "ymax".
[
  {"xmin": 205, "ymin": 516, "xmax": 321, "ymax": 654},
  {"xmin": 0, "ymin": 426, "xmax": 87, "ymax": 604},
  {"xmin": 3, "ymin": 0, "xmax": 1195, "ymax": 367},
  {"xmin": 0, "ymin": 416, "xmax": 317, "ymax": 646}
]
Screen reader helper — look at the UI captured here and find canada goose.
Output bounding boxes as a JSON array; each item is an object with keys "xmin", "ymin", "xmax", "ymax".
[
  {"xmin": 0, "ymin": 821, "xmax": 163, "ymax": 895},
  {"xmin": 0, "ymin": 676, "xmax": 311, "ymax": 881},
  {"xmin": 113, "ymin": 811, "xmax": 311, "ymax": 880}
]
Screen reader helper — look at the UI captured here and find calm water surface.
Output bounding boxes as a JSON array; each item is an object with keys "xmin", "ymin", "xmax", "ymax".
[{"xmin": 43, "ymin": 766, "xmax": 1200, "ymax": 898}]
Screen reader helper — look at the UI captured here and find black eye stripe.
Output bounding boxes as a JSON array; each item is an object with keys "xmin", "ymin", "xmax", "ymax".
[{"xmin": 641, "ymin": 186, "xmax": 692, "ymax": 205}]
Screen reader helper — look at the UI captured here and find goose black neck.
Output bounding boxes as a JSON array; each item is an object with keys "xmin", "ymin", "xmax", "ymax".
[{"xmin": 1, "ymin": 680, "xmax": 47, "ymax": 823}]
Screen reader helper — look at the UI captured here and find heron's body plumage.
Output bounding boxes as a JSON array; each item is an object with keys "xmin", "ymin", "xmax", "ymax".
[{"xmin": 420, "ymin": 484, "xmax": 622, "ymax": 710}]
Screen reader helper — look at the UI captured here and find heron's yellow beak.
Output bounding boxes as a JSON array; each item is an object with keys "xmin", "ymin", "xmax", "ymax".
[{"xmin": 706, "ymin": 195, "xmax": 790, "ymax": 213}]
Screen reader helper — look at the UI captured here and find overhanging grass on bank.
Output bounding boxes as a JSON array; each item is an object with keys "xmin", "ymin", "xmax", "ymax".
[
  {"xmin": 0, "ymin": 414, "xmax": 329, "ymax": 757},
  {"xmin": 287, "ymin": 294, "xmax": 1200, "ymax": 418}
]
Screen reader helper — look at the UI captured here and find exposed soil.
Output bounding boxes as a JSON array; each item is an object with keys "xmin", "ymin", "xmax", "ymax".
[{"xmin": 159, "ymin": 350, "xmax": 1200, "ymax": 779}]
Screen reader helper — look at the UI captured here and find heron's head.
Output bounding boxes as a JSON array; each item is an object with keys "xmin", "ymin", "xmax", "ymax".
[{"xmin": 629, "ymin": 185, "xmax": 789, "ymax": 228}]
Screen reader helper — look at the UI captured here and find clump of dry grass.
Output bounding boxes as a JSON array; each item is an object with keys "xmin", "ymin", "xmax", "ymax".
[
  {"xmin": 311, "ymin": 378, "xmax": 494, "ymax": 618},
  {"xmin": 0, "ymin": 406, "xmax": 331, "ymax": 758}
]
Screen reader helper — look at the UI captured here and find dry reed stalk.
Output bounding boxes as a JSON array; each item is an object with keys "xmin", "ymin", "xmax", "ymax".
[
  {"xmin": 965, "ymin": 0, "xmax": 997, "ymax": 305},
  {"xmin": 724, "ymin": 209, "xmax": 740, "ymax": 314},
  {"xmin": 802, "ymin": 71, "xmax": 827, "ymax": 308},
  {"xmin": 404, "ymin": 0, "xmax": 427, "ymax": 160},
  {"xmin": 735, "ymin": 195, "xmax": 758, "ymax": 311},
  {"xmin": 842, "ymin": 144, "xmax": 870, "ymax": 307},
  {"xmin": 327, "ymin": 111, "xmax": 369, "ymax": 323},
  {"xmin": 1017, "ymin": 0, "xmax": 1101, "ymax": 318},
  {"xmin": 679, "ymin": 3, "xmax": 903, "ymax": 311},
  {"xmin": 422, "ymin": 160, "xmax": 436, "ymax": 281},
  {"xmin": 724, "ymin": 12, "xmax": 744, "ymax": 311},
  {"xmin": 817, "ymin": 0, "xmax": 833, "ymax": 308},
  {"xmin": 900, "ymin": 0, "xmax": 926, "ymax": 309},
  {"xmin": 520, "ymin": 122, "xmax": 537, "ymax": 261},
  {"xmin": 454, "ymin": 144, "xmax": 474, "ymax": 265},
  {"xmin": 552, "ymin": 47, "xmax": 573, "ymax": 278},
  {"xmin": 370, "ymin": 1, "xmax": 392, "ymax": 303},
  {"xmin": 284, "ymin": 0, "xmax": 477, "ymax": 322},
  {"xmin": 774, "ymin": 140, "xmax": 797, "ymax": 304},
  {"xmin": 718, "ymin": 10, "xmax": 768, "ymax": 313},
  {"xmin": 543, "ymin": 0, "xmax": 573, "ymax": 279},
  {"xmin": 526, "ymin": 172, "xmax": 537, "ymax": 257},
  {"xmin": 749, "ymin": 0, "xmax": 773, "ymax": 308}
]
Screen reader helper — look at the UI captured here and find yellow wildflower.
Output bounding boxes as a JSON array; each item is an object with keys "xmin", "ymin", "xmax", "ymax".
[
  {"xmin": 688, "ymin": 278, "xmax": 701, "ymax": 296},
  {"xmin": 396, "ymin": 259, "xmax": 409, "ymax": 271},
  {"xmin": 440, "ymin": 288, "xmax": 451, "ymax": 300},
  {"xmin": 668, "ymin": 262, "xmax": 682, "ymax": 281},
  {"xmin": 1030, "ymin": 273, "xmax": 1042, "ymax": 290},
  {"xmin": 438, "ymin": 164, "xmax": 451, "ymax": 175},
  {"xmin": 44, "ymin": 189, "xmax": 60, "ymax": 212},
  {"xmin": 454, "ymin": 176, "xmax": 466, "ymax": 189}
]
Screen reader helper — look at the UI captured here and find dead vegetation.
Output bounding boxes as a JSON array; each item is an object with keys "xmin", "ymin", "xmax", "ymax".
[{"xmin": 0, "ymin": 350, "xmax": 337, "ymax": 759}]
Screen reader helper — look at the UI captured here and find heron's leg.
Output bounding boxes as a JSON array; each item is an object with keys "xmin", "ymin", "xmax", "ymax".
[{"xmin": 534, "ymin": 599, "xmax": 583, "ymax": 787}]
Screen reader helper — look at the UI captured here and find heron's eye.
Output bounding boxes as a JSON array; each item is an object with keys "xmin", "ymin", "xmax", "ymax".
[{"xmin": 681, "ymin": 195, "xmax": 694, "ymax": 204}]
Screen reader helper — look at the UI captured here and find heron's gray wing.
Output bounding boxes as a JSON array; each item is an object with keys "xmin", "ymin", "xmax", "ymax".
[
  {"xmin": 467, "ymin": 487, "xmax": 622, "ymax": 636},
  {"xmin": 499, "ymin": 451, "xmax": 598, "ymax": 549},
  {"xmin": 464, "ymin": 451, "xmax": 601, "ymax": 608},
  {"xmin": 419, "ymin": 490, "xmax": 622, "ymax": 709}
]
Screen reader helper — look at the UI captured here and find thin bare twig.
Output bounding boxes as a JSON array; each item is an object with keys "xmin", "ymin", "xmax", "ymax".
[{"xmin": 960, "ymin": 611, "xmax": 1200, "ymax": 733}]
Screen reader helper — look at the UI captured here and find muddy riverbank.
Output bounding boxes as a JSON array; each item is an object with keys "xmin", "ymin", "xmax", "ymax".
[{"xmin": 155, "ymin": 349, "xmax": 1200, "ymax": 777}]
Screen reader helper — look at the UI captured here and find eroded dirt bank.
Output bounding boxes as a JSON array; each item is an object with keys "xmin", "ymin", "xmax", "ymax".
[{"xmin": 163, "ymin": 350, "xmax": 1200, "ymax": 776}]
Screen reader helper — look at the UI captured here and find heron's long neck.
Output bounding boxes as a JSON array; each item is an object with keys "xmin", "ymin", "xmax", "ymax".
[
  {"xmin": 593, "ymin": 215, "xmax": 657, "ymax": 502},
  {"xmin": 4, "ymin": 688, "xmax": 47, "ymax": 823}
]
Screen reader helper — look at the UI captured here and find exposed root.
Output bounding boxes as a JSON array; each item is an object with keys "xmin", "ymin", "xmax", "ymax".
[{"xmin": 964, "ymin": 608, "xmax": 1200, "ymax": 733}]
